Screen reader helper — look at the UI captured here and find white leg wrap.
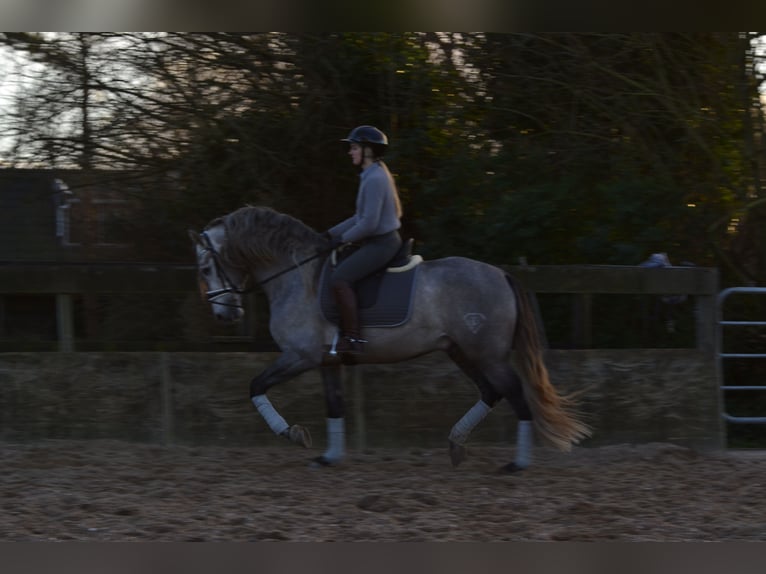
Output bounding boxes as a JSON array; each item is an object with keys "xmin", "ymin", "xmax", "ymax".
[
  {"xmin": 251, "ymin": 395, "xmax": 290, "ymax": 436},
  {"xmin": 515, "ymin": 420, "xmax": 532, "ymax": 469},
  {"xmin": 322, "ymin": 417, "xmax": 346, "ymax": 462},
  {"xmin": 448, "ymin": 400, "xmax": 492, "ymax": 445}
]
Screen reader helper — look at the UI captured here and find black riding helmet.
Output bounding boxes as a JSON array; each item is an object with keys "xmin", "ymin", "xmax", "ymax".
[{"xmin": 341, "ymin": 125, "xmax": 388, "ymax": 159}]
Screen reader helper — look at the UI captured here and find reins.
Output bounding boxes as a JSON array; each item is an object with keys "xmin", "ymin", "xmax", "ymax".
[
  {"xmin": 199, "ymin": 230, "xmax": 329, "ymax": 306},
  {"xmin": 257, "ymin": 250, "xmax": 326, "ymax": 286}
]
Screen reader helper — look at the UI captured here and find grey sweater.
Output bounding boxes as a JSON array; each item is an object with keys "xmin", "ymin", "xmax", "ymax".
[{"xmin": 329, "ymin": 161, "xmax": 402, "ymax": 243}]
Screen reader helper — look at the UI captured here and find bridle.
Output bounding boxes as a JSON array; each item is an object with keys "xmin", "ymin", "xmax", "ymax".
[
  {"xmin": 197, "ymin": 230, "xmax": 327, "ymax": 308},
  {"xmin": 198, "ymin": 231, "xmax": 251, "ymax": 307}
]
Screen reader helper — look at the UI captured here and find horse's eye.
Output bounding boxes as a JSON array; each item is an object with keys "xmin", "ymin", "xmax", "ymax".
[{"xmin": 201, "ymin": 267, "xmax": 211, "ymax": 277}]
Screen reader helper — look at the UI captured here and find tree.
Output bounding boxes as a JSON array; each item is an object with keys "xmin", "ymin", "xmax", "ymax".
[
  {"xmin": 413, "ymin": 33, "xmax": 764, "ymax": 270},
  {"xmin": 1, "ymin": 33, "xmax": 764, "ymax": 276}
]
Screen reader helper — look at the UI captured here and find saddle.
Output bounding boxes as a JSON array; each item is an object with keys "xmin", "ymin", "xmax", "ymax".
[{"xmin": 319, "ymin": 239, "xmax": 423, "ymax": 328}]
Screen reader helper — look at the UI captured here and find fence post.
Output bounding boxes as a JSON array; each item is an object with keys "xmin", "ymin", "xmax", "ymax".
[
  {"xmin": 695, "ymin": 267, "xmax": 718, "ymax": 354},
  {"xmin": 55, "ymin": 294, "xmax": 75, "ymax": 352},
  {"xmin": 695, "ymin": 294, "xmax": 716, "ymax": 353},
  {"xmin": 160, "ymin": 352, "xmax": 174, "ymax": 445},
  {"xmin": 571, "ymin": 293, "xmax": 593, "ymax": 348}
]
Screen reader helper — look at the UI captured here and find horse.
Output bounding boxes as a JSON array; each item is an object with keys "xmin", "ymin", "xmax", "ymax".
[{"xmin": 188, "ymin": 205, "xmax": 590, "ymax": 471}]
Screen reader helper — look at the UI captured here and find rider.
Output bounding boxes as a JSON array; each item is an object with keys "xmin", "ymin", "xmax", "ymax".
[{"xmin": 326, "ymin": 125, "xmax": 403, "ymax": 354}]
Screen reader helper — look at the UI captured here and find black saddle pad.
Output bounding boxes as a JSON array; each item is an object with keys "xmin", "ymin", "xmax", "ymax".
[{"xmin": 319, "ymin": 260, "xmax": 420, "ymax": 327}]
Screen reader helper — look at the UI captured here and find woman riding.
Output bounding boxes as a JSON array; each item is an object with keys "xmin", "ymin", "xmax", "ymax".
[{"xmin": 326, "ymin": 125, "xmax": 403, "ymax": 354}]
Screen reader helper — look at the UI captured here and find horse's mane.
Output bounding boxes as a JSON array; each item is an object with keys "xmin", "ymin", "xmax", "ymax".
[{"xmin": 211, "ymin": 205, "xmax": 327, "ymax": 268}]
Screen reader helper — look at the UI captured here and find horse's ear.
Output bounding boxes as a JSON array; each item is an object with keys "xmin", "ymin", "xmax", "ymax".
[{"xmin": 188, "ymin": 229, "xmax": 201, "ymax": 245}]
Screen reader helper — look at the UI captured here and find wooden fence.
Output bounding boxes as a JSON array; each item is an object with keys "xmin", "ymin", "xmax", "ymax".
[
  {"xmin": 0, "ymin": 262, "xmax": 719, "ymax": 352},
  {"xmin": 0, "ymin": 263, "xmax": 723, "ymax": 449},
  {"xmin": 0, "ymin": 349, "xmax": 722, "ymax": 450}
]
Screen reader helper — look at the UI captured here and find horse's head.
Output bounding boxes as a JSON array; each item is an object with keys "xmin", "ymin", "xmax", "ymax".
[{"xmin": 188, "ymin": 222, "xmax": 247, "ymax": 324}]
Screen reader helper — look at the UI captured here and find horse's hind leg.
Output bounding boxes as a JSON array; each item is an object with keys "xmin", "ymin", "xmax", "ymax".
[
  {"xmin": 446, "ymin": 345, "xmax": 503, "ymax": 467},
  {"xmin": 481, "ymin": 362, "xmax": 534, "ymax": 472}
]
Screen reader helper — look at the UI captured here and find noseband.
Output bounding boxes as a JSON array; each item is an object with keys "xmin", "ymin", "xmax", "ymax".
[{"xmin": 199, "ymin": 231, "xmax": 251, "ymax": 308}]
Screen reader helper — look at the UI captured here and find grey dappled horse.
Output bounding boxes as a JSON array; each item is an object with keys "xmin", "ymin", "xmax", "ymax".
[{"xmin": 189, "ymin": 206, "xmax": 590, "ymax": 471}]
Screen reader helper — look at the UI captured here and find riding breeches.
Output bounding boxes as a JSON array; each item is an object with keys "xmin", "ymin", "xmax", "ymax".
[{"xmin": 330, "ymin": 230, "xmax": 402, "ymax": 286}]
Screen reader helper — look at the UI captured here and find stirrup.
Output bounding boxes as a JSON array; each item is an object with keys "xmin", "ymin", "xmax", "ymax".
[{"xmin": 329, "ymin": 333, "xmax": 367, "ymax": 356}]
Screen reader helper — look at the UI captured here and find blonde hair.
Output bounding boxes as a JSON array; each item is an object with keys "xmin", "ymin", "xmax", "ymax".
[{"xmin": 378, "ymin": 161, "xmax": 403, "ymax": 218}]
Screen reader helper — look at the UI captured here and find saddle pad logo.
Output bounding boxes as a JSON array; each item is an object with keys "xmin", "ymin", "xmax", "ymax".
[{"xmin": 464, "ymin": 313, "xmax": 487, "ymax": 334}]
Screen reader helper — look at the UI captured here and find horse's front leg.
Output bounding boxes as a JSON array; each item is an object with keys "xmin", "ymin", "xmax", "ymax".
[
  {"xmin": 249, "ymin": 351, "xmax": 318, "ymax": 448},
  {"xmin": 312, "ymin": 364, "xmax": 346, "ymax": 467}
]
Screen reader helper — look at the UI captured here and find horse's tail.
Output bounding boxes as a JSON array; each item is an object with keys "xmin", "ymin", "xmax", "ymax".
[{"xmin": 505, "ymin": 273, "xmax": 591, "ymax": 451}]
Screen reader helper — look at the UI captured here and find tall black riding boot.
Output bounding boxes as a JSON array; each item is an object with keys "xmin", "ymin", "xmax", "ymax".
[{"xmin": 332, "ymin": 281, "xmax": 365, "ymax": 354}]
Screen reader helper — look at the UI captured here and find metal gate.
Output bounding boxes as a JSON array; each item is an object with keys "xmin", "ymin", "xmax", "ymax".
[{"xmin": 717, "ymin": 287, "xmax": 766, "ymax": 424}]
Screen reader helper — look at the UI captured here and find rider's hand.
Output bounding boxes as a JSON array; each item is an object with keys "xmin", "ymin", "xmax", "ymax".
[{"xmin": 323, "ymin": 231, "xmax": 341, "ymax": 248}]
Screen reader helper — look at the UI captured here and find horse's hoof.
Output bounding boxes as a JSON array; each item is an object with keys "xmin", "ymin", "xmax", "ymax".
[
  {"xmin": 449, "ymin": 440, "xmax": 467, "ymax": 467},
  {"xmin": 288, "ymin": 425, "xmax": 312, "ymax": 448},
  {"xmin": 309, "ymin": 455, "xmax": 340, "ymax": 469},
  {"xmin": 498, "ymin": 462, "xmax": 526, "ymax": 473}
]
